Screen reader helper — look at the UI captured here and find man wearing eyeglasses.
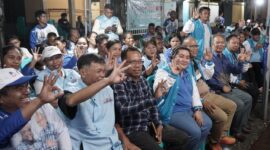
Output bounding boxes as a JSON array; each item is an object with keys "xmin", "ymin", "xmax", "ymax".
[
  {"xmin": 183, "ymin": 37, "xmax": 237, "ymax": 149},
  {"xmin": 112, "ymin": 47, "xmax": 188, "ymax": 150}
]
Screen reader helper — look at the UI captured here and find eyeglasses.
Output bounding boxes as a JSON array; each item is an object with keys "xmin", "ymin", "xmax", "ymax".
[
  {"xmin": 127, "ymin": 60, "xmax": 144, "ymax": 65},
  {"xmin": 188, "ymin": 45, "xmax": 199, "ymax": 48}
]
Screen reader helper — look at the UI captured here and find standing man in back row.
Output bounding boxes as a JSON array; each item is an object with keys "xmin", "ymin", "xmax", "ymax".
[
  {"xmin": 182, "ymin": 7, "xmax": 212, "ymax": 61},
  {"xmin": 30, "ymin": 10, "xmax": 59, "ymax": 49},
  {"xmin": 92, "ymin": 4, "xmax": 123, "ymax": 41}
]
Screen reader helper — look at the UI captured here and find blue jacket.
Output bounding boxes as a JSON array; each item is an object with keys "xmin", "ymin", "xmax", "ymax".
[
  {"xmin": 207, "ymin": 52, "xmax": 243, "ymax": 91},
  {"xmin": 148, "ymin": 66, "xmax": 202, "ymax": 124},
  {"xmin": 190, "ymin": 19, "xmax": 212, "ymax": 61}
]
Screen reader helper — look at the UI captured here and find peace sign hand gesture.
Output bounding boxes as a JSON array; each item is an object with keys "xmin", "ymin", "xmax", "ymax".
[
  {"xmin": 192, "ymin": 8, "xmax": 199, "ymax": 20},
  {"xmin": 237, "ymin": 48, "xmax": 246, "ymax": 62},
  {"xmin": 31, "ymin": 47, "xmax": 42, "ymax": 62},
  {"xmin": 204, "ymin": 48, "xmax": 213, "ymax": 61},
  {"xmin": 154, "ymin": 79, "xmax": 167, "ymax": 98},
  {"xmin": 38, "ymin": 73, "xmax": 63, "ymax": 104}
]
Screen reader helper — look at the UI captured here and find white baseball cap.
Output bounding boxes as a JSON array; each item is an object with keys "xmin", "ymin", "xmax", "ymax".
[
  {"xmin": 42, "ymin": 46, "xmax": 62, "ymax": 61},
  {"xmin": 0, "ymin": 68, "xmax": 36, "ymax": 90}
]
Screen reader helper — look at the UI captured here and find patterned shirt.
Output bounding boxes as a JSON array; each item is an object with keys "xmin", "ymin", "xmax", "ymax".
[{"xmin": 112, "ymin": 76, "xmax": 162, "ymax": 135}]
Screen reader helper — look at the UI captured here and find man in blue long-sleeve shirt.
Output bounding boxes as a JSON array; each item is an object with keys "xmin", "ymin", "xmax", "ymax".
[
  {"xmin": 207, "ymin": 35, "xmax": 252, "ymax": 142},
  {"xmin": 0, "ymin": 68, "xmax": 66, "ymax": 148}
]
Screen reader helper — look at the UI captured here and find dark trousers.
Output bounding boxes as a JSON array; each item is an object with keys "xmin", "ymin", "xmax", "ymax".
[
  {"xmin": 243, "ymin": 62, "xmax": 263, "ymax": 88},
  {"xmin": 127, "ymin": 125, "xmax": 188, "ymax": 150},
  {"xmin": 239, "ymin": 82, "xmax": 259, "ymax": 111}
]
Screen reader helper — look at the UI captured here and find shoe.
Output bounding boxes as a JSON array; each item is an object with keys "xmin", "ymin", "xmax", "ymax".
[
  {"xmin": 242, "ymin": 126, "xmax": 252, "ymax": 134},
  {"xmin": 220, "ymin": 136, "xmax": 236, "ymax": 145},
  {"xmin": 209, "ymin": 143, "xmax": 222, "ymax": 150},
  {"xmin": 234, "ymin": 133, "xmax": 246, "ymax": 142}
]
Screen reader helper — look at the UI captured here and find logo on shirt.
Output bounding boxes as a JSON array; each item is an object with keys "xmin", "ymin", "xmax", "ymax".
[{"xmin": 103, "ymin": 98, "xmax": 113, "ymax": 104}]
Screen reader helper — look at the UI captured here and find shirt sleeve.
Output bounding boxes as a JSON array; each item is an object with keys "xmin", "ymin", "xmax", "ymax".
[
  {"xmin": 191, "ymin": 77, "xmax": 202, "ymax": 108},
  {"xmin": 21, "ymin": 65, "xmax": 35, "ymax": 76},
  {"xmin": 112, "ymin": 83, "xmax": 156, "ymax": 117},
  {"xmin": 63, "ymin": 55, "xmax": 77, "ymax": 69},
  {"xmin": 34, "ymin": 80, "xmax": 43, "ymax": 95},
  {"xmin": 29, "ymin": 30, "xmax": 37, "ymax": 49},
  {"xmin": 116, "ymin": 18, "xmax": 123, "ymax": 35},
  {"xmin": 92, "ymin": 19, "xmax": 103, "ymax": 34},
  {"xmin": 58, "ymin": 91, "xmax": 78, "ymax": 119},
  {"xmin": 182, "ymin": 19, "xmax": 195, "ymax": 33},
  {"xmin": 0, "ymin": 110, "xmax": 28, "ymax": 147}
]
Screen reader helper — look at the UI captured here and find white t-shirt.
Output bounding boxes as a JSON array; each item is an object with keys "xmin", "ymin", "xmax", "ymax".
[
  {"xmin": 203, "ymin": 23, "xmax": 211, "ymax": 50},
  {"xmin": 10, "ymin": 103, "xmax": 71, "ymax": 150}
]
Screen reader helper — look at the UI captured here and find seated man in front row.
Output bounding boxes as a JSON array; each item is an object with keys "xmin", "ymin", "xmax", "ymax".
[
  {"xmin": 57, "ymin": 54, "xmax": 129, "ymax": 150},
  {"xmin": 112, "ymin": 47, "xmax": 188, "ymax": 150}
]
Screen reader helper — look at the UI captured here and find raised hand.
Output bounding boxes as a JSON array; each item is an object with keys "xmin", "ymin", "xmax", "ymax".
[
  {"xmin": 74, "ymin": 46, "xmax": 84, "ymax": 59},
  {"xmin": 154, "ymin": 79, "xmax": 167, "ymax": 98},
  {"xmin": 238, "ymin": 19, "xmax": 246, "ymax": 28},
  {"xmin": 108, "ymin": 60, "xmax": 131, "ymax": 84},
  {"xmin": 31, "ymin": 47, "xmax": 42, "ymax": 62},
  {"xmin": 38, "ymin": 73, "xmax": 63, "ymax": 104},
  {"xmin": 245, "ymin": 50, "xmax": 252, "ymax": 61},
  {"xmin": 151, "ymin": 55, "xmax": 160, "ymax": 68},
  {"xmin": 204, "ymin": 48, "xmax": 213, "ymax": 61},
  {"xmin": 192, "ymin": 7, "xmax": 199, "ymax": 20},
  {"xmin": 237, "ymin": 48, "xmax": 246, "ymax": 62},
  {"xmin": 106, "ymin": 52, "xmax": 115, "ymax": 71}
]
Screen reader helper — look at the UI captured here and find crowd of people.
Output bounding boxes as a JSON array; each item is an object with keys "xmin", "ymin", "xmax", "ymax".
[{"xmin": 0, "ymin": 3, "xmax": 268, "ymax": 150}]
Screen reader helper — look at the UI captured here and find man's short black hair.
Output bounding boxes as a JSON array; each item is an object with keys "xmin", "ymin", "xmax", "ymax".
[
  {"xmin": 148, "ymin": 23, "xmax": 155, "ymax": 27},
  {"xmin": 35, "ymin": 10, "xmax": 46, "ymax": 18},
  {"xmin": 104, "ymin": 4, "xmax": 113, "ymax": 10},
  {"xmin": 96, "ymin": 34, "xmax": 109, "ymax": 45},
  {"xmin": 47, "ymin": 32, "xmax": 57, "ymax": 38},
  {"xmin": 6, "ymin": 35, "xmax": 20, "ymax": 45},
  {"xmin": 121, "ymin": 47, "xmax": 141, "ymax": 61},
  {"xmin": 199, "ymin": 7, "xmax": 210, "ymax": 13},
  {"xmin": 251, "ymin": 28, "xmax": 261, "ymax": 36},
  {"xmin": 77, "ymin": 54, "xmax": 105, "ymax": 70},
  {"xmin": 61, "ymin": 13, "xmax": 67, "ymax": 18},
  {"xmin": 226, "ymin": 34, "xmax": 238, "ymax": 42}
]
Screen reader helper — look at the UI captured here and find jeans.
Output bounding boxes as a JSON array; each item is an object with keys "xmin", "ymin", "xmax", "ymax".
[
  {"xmin": 169, "ymin": 110, "xmax": 212, "ymax": 150},
  {"xmin": 127, "ymin": 125, "xmax": 188, "ymax": 150},
  {"xmin": 220, "ymin": 88, "xmax": 252, "ymax": 133}
]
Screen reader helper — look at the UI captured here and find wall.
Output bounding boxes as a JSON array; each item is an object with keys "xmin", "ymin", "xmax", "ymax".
[
  {"xmin": 232, "ymin": 2, "xmax": 244, "ymax": 24},
  {"xmin": 24, "ymin": 0, "xmax": 43, "ymax": 23},
  {"xmin": 25, "ymin": 0, "xmax": 101, "ymax": 24}
]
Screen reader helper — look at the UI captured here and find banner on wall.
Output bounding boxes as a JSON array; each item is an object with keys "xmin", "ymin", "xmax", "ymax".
[{"xmin": 126, "ymin": 0, "xmax": 163, "ymax": 30}]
